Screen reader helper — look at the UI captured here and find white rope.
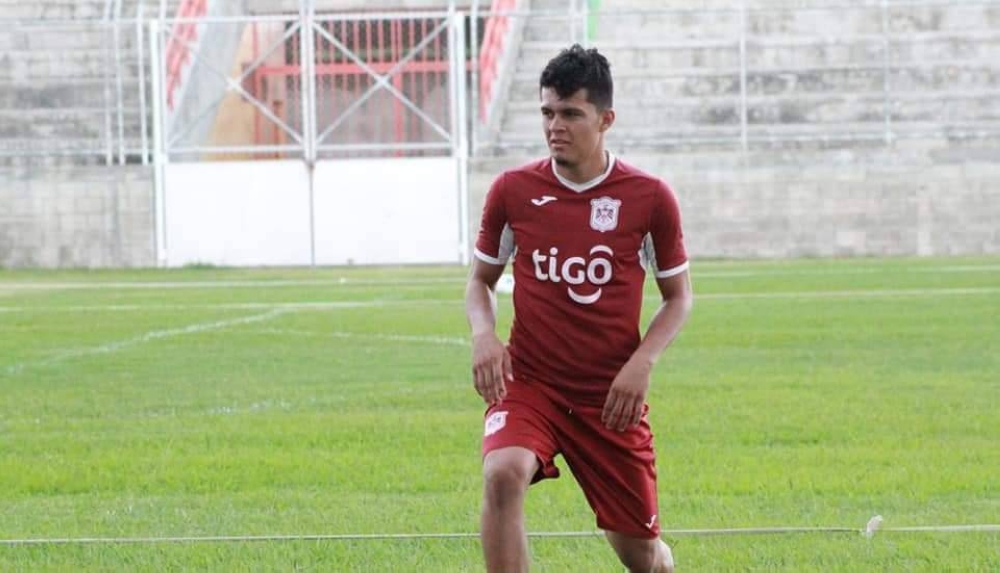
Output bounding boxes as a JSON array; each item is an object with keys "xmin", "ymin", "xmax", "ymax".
[{"xmin": 2, "ymin": 519, "xmax": 998, "ymax": 546}]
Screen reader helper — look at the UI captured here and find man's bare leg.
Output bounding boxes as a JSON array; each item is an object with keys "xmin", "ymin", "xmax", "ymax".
[
  {"xmin": 605, "ymin": 530, "xmax": 675, "ymax": 573},
  {"xmin": 481, "ymin": 447, "xmax": 540, "ymax": 573}
]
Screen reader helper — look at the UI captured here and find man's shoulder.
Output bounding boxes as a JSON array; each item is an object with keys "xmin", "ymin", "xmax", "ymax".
[
  {"xmin": 501, "ymin": 157, "xmax": 550, "ymax": 180},
  {"xmin": 490, "ymin": 158, "xmax": 554, "ymax": 197},
  {"xmin": 611, "ymin": 156, "xmax": 668, "ymax": 188}
]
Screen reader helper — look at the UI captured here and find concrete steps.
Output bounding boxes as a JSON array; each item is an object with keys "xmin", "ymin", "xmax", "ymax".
[
  {"xmin": 0, "ymin": 49, "xmax": 141, "ymax": 81},
  {"xmin": 0, "ymin": 26, "xmax": 113, "ymax": 50},
  {"xmin": 507, "ymin": 64, "xmax": 1000, "ymax": 105},
  {"xmin": 489, "ymin": 0, "xmax": 1000, "ymax": 155},
  {"xmin": 0, "ymin": 108, "xmax": 146, "ymax": 140},
  {"xmin": 517, "ymin": 36, "xmax": 1000, "ymax": 75},
  {"xmin": 0, "ymin": 0, "xmax": 107, "ymax": 20},
  {"xmin": 492, "ymin": 121, "xmax": 1000, "ymax": 157},
  {"xmin": 502, "ymin": 92, "xmax": 1000, "ymax": 134},
  {"xmin": 0, "ymin": 77, "xmax": 144, "ymax": 108}
]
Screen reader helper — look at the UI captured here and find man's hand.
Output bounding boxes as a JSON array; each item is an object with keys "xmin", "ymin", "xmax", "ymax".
[
  {"xmin": 472, "ymin": 332, "xmax": 513, "ymax": 405},
  {"xmin": 602, "ymin": 359, "xmax": 652, "ymax": 432}
]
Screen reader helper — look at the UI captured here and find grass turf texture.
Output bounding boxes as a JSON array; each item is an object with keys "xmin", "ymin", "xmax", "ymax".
[{"xmin": 1, "ymin": 257, "xmax": 998, "ymax": 571}]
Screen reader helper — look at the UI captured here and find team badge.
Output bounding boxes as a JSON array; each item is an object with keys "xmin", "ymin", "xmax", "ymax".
[
  {"xmin": 484, "ymin": 411, "xmax": 508, "ymax": 436},
  {"xmin": 590, "ymin": 196, "xmax": 621, "ymax": 232}
]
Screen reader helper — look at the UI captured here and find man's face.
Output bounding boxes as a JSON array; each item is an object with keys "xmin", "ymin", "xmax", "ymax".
[{"xmin": 540, "ymin": 87, "xmax": 613, "ymax": 167}]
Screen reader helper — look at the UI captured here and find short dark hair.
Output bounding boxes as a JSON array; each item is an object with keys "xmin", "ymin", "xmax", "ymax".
[{"xmin": 539, "ymin": 44, "xmax": 613, "ymax": 110}]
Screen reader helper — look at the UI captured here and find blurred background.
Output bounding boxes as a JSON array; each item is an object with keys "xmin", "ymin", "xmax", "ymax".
[{"xmin": 1, "ymin": 0, "xmax": 998, "ymax": 268}]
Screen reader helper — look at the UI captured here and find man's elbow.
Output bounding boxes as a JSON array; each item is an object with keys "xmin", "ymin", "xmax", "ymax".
[{"xmin": 665, "ymin": 289, "xmax": 694, "ymax": 315}]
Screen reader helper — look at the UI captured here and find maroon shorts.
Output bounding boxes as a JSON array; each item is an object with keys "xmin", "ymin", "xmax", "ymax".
[{"xmin": 481, "ymin": 377, "xmax": 661, "ymax": 538}]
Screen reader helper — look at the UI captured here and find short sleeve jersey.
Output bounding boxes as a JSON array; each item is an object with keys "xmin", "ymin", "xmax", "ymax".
[{"xmin": 475, "ymin": 154, "xmax": 688, "ymax": 406}]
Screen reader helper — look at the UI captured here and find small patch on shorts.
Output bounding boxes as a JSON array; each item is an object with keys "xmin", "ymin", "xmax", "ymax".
[{"xmin": 484, "ymin": 411, "xmax": 508, "ymax": 436}]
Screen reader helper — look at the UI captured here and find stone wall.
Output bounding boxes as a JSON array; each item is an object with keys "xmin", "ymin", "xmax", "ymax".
[{"xmin": 0, "ymin": 166, "xmax": 154, "ymax": 268}]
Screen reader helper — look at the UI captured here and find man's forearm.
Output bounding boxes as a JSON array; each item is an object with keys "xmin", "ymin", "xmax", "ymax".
[
  {"xmin": 630, "ymin": 294, "xmax": 693, "ymax": 367},
  {"xmin": 465, "ymin": 280, "xmax": 499, "ymax": 337}
]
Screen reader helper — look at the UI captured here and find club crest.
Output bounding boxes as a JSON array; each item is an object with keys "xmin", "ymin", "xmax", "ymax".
[{"xmin": 590, "ymin": 196, "xmax": 621, "ymax": 232}]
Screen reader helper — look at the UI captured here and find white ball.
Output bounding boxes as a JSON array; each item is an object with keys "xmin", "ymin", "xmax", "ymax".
[{"xmin": 495, "ymin": 273, "xmax": 515, "ymax": 294}]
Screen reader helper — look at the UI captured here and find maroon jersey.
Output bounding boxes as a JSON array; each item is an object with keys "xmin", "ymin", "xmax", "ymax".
[{"xmin": 475, "ymin": 154, "xmax": 688, "ymax": 406}]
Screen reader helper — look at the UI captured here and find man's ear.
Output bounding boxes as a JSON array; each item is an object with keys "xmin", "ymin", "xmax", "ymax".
[{"xmin": 599, "ymin": 109, "xmax": 616, "ymax": 132}]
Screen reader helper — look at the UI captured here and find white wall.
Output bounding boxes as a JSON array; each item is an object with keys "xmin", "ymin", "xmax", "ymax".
[
  {"xmin": 161, "ymin": 158, "xmax": 462, "ymax": 267},
  {"xmin": 164, "ymin": 161, "xmax": 312, "ymax": 267},
  {"xmin": 313, "ymin": 157, "xmax": 462, "ymax": 265}
]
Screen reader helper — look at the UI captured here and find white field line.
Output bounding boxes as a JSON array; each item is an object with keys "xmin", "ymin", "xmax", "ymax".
[
  {"xmin": 1, "ymin": 523, "xmax": 998, "ymax": 546},
  {"xmin": 693, "ymin": 264, "xmax": 1000, "ymax": 278},
  {"xmin": 0, "ymin": 301, "xmax": 394, "ymax": 313},
  {"xmin": 2, "ymin": 310, "xmax": 286, "ymax": 376},
  {"xmin": 693, "ymin": 286, "xmax": 1000, "ymax": 300},
  {"xmin": 0, "ymin": 263, "xmax": 997, "ymax": 292},
  {"xmin": 0, "ymin": 286, "xmax": 998, "ymax": 315},
  {"xmin": 246, "ymin": 327, "xmax": 469, "ymax": 347},
  {"xmin": 0, "ymin": 277, "xmax": 464, "ymax": 291}
]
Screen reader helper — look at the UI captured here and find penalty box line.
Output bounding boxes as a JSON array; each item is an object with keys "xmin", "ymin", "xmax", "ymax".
[
  {"xmin": 2, "ymin": 520, "xmax": 999, "ymax": 546},
  {"xmin": 1, "ymin": 286, "xmax": 999, "ymax": 314}
]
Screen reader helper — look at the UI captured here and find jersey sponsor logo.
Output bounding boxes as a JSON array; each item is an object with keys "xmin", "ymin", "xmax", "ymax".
[
  {"xmin": 531, "ymin": 245, "xmax": 613, "ymax": 305},
  {"xmin": 645, "ymin": 514, "xmax": 657, "ymax": 529},
  {"xmin": 590, "ymin": 196, "xmax": 621, "ymax": 232},
  {"xmin": 484, "ymin": 411, "xmax": 508, "ymax": 436},
  {"xmin": 530, "ymin": 195, "xmax": 558, "ymax": 206}
]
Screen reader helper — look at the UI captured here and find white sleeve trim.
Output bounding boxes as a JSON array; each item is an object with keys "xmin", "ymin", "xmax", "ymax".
[
  {"xmin": 474, "ymin": 249, "xmax": 505, "ymax": 266},
  {"xmin": 654, "ymin": 260, "xmax": 690, "ymax": 278}
]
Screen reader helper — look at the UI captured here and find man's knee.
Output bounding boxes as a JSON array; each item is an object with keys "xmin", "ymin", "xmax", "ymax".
[
  {"xmin": 619, "ymin": 542, "xmax": 658, "ymax": 573},
  {"xmin": 482, "ymin": 449, "xmax": 536, "ymax": 509},
  {"xmin": 608, "ymin": 535, "xmax": 673, "ymax": 573}
]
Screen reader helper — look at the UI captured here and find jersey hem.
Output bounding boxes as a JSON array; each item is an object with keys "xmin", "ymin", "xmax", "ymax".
[
  {"xmin": 654, "ymin": 260, "xmax": 690, "ymax": 278},
  {"xmin": 474, "ymin": 249, "xmax": 506, "ymax": 266}
]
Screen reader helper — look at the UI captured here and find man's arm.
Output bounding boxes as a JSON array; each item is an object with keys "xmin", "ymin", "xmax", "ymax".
[
  {"xmin": 465, "ymin": 260, "xmax": 513, "ymax": 405},
  {"xmin": 602, "ymin": 269, "xmax": 694, "ymax": 431}
]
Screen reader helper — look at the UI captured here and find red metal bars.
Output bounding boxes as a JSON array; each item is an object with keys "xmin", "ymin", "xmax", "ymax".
[
  {"xmin": 250, "ymin": 15, "xmax": 452, "ymax": 150},
  {"xmin": 164, "ymin": 0, "xmax": 209, "ymax": 110},
  {"xmin": 479, "ymin": 0, "xmax": 517, "ymax": 120}
]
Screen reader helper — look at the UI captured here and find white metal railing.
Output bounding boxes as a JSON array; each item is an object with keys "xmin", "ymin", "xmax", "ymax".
[{"xmin": 1, "ymin": 1, "xmax": 999, "ymax": 164}]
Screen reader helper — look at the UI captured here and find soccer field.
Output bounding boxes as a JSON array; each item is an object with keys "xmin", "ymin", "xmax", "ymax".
[{"xmin": 1, "ymin": 257, "xmax": 998, "ymax": 572}]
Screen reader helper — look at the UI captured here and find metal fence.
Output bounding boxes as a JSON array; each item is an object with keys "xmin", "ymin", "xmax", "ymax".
[
  {"xmin": 149, "ymin": 7, "xmax": 467, "ymax": 162},
  {"xmin": 1, "ymin": 0, "xmax": 998, "ymax": 164}
]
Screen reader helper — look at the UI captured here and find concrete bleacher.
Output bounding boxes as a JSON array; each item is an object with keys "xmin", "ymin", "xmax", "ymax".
[
  {"xmin": 489, "ymin": 1, "xmax": 1000, "ymax": 155},
  {"xmin": 0, "ymin": 0, "xmax": 107, "ymax": 20},
  {"xmin": 0, "ymin": 0, "xmax": 181, "ymax": 165}
]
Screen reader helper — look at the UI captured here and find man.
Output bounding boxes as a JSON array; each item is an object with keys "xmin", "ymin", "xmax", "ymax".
[{"xmin": 465, "ymin": 45, "xmax": 693, "ymax": 573}]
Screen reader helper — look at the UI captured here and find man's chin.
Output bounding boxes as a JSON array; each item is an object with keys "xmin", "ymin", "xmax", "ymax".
[{"xmin": 551, "ymin": 153, "xmax": 573, "ymax": 167}]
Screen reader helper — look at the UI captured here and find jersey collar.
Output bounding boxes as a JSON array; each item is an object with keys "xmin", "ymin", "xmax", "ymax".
[{"xmin": 550, "ymin": 151, "xmax": 616, "ymax": 193}]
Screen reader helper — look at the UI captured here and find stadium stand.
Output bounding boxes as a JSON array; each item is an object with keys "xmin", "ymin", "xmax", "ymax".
[{"xmin": 0, "ymin": 0, "xmax": 997, "ymax": 266}]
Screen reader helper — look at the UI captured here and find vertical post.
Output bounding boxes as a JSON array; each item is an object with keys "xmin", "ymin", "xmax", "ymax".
[
  {"xmin": 102, "ymin": 21, "xmax": 114, "ymax": 165},
  {"xmin": 301, "ymin": 0, "xmax": 317, "ymax": 267},
  {"xmin": 739, "ymin": 0, "xmax": 748, "ymax": 154},
  {"xmin": 150, "ymin": 20, "xmax": 168, "ymax": 266},
  {"xmin": 451, "ymin": 10, "xmax": 470, "ymax": 264},
  {"xmin": 448, "ymin": 1, "xmax": 458, "ymax": 155},
  {"xmin": 113, "ymin": 0, "xmax": 126, "ymax": 164},
  {"xmin": 300, "ymin": 0, "xmax": 315, "ymax": 163},
  {"xmin": 880, "ymin": 0, "xmax": 893, "ymax": 146},
  {"xmin": 392, "ymin": 19, "xmax": 405, "ymax": 152},
  {"xmin": 470, "ymin": 0, "xmax": 480, "ymax": 155},
  {"xmin": 138, "ymin": 3, "xmax": 149, "ymax": 165},
  {"xmin": 580, "ymin": 0, "xmax": 590, "ymax": 47}
]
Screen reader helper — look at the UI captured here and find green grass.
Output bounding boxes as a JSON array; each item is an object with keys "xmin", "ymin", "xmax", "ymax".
[{"xmin": 1, "ymin": 257, "xmax": 998, "ymax": 571}]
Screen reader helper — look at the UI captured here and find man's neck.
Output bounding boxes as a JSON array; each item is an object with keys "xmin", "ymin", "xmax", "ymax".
[{"xmin": 555, "ymin": 148, "xmax": 608, "ymax": 185}]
